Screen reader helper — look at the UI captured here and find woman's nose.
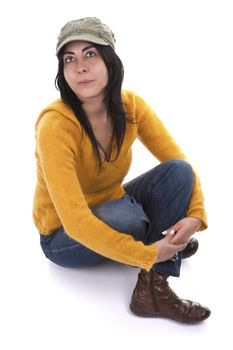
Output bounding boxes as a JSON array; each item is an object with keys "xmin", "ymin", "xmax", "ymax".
[{"xmin": 76, "ymin": 59, "xmax": 88, "ymax": 73}]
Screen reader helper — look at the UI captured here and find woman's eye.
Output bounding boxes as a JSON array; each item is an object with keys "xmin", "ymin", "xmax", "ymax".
[
  {"xmin": 64, "ymin": 56, "xmax": 75, "ymax": 63},
  {"xmin": 86, "ymin": 51, "xmax": 96, "ymax": 58}
]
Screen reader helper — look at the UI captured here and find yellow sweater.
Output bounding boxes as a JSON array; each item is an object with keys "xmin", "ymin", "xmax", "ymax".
[{"xmin": 32, "ymin": 90, "xmax": 207, "ymax": 272}]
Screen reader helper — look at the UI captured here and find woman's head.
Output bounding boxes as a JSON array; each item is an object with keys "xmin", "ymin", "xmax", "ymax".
[{"xmin": 55, "ymin": 17, "xmax": 124, "ymax": 105}]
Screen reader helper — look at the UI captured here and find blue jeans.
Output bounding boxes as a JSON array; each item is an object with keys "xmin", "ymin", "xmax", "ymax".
[{"xmin": 40, "ymin": 159, "xmax": 194, "ymax": 277}]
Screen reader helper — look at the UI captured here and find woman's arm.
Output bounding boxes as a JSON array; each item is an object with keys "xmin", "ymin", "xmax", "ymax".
[{"xmin": 134, "ymin": 93, "xmax": 207, "ymax": 231}]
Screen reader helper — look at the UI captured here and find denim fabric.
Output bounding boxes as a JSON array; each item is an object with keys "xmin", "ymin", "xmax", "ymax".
[{"xmin": 40, "ymin": 159, "xmax": 194, "ymax": 277}]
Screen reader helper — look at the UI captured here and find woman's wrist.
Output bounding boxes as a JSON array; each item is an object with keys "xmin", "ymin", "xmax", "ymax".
[{"xmin": 188, "ymin": 217, "xmax": 202, "ymax": 231}]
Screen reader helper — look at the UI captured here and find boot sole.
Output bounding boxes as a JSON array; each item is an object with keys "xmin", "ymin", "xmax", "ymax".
[
  {"xmin": 130, "ymin": 304, "xmax": 160, "ymax": 318},
  {"xmin": 130, "ymin": 304, "xmax": 211, "ymax": 323}
]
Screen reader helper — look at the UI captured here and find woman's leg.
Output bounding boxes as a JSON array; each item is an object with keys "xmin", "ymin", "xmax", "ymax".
[
  {"xmin": 123, "ymin": 158, "xmax": 195, "ymax": 277},
  {"xmin": 39, "ymin": 194, "xmax": 150, "ymax": 268},
  {"xmin": 40, "ymin": 226, "xmax": 107, "ymax": 268}
]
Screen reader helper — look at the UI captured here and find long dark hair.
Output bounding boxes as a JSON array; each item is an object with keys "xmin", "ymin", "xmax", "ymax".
[{"xmin": 55, "ymin": 43, "xmax": 127, "ymax": 171}]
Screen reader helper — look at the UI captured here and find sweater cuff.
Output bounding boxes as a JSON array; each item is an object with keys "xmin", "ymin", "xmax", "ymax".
[{"xmin": 139, "ymin": 244, "xmax": 157, "ymax": 272}]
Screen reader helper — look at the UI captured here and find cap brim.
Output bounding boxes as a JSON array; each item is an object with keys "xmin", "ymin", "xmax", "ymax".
[{"xmin": 56, "ymin": 34, "xmax": 109, "ymax": 55}]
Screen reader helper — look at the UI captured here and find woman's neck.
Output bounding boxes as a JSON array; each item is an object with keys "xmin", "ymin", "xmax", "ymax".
[{"xmin": 81, "ymin": 96, "xmax": 108, "ymax": 121}]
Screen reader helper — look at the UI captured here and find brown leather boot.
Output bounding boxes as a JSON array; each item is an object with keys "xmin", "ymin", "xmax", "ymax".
[{"xmin": 130, "ymin": 270, "xmax": 211, "ymax": 323}]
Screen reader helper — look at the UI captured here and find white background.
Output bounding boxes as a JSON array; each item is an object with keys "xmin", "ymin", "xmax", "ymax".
[{"xmin": 1, "ymin": 0, "xmax": 233, "ymax": 349}]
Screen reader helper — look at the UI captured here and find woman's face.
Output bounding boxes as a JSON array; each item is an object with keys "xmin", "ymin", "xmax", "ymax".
[{"xmin": 62, "ymin": 41, "xmax": 108, "ymax": 103}]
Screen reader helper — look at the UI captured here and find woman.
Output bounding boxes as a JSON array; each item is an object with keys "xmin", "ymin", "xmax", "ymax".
[{"xmin": 32, "ymin": 17, "xmax": 210, "ymax": 323}]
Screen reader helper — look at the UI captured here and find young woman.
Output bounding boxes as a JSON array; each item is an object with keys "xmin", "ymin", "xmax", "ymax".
[{"xmin": 32, "ymin": 17, "xmax": 211, "ymax": 323}]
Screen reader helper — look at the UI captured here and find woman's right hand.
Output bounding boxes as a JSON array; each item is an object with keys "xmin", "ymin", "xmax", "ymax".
[{"xmin": 151, "ymin": 231, "xmax": 187, "ymax": 263}]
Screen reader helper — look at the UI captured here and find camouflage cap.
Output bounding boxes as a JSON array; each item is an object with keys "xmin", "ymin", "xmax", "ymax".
[{"xmin": 56, "ymin": 17, "xmax": 116, "ymax": 55}]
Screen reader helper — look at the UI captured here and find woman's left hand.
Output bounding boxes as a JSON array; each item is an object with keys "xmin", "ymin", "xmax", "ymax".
[{"xmin": 162, "ymin": 217, "xmax": 202, "ymax": 245}]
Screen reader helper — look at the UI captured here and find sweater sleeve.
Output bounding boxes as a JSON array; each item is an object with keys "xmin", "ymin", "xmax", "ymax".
[
  {"xmin": 134, "ymin": 94, "xmax": 207, "ymax": 231},
  {"xmin": 36, "ymin": 113, "xmax": 157, "ymax": 271}
]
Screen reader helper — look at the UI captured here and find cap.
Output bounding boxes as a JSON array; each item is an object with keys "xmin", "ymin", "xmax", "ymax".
[{"xmin": 56, "ymin": 17, "xmax": 116, "ymax": 55}]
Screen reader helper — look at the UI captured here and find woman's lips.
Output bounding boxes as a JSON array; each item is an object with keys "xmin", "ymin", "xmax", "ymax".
[{"xmin": 78, "ymin": 80, "xmax": 94, "ymax": 85}]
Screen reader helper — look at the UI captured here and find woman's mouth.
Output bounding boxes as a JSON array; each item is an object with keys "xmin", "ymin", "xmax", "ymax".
[{"xmin": 78, "ymin": 80, "xmax": 94, "ymax": 85}]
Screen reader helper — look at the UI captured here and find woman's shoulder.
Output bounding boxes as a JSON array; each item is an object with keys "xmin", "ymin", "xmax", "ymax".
[
  {"xmin": 121, "ymin": 89, "xmax": 152, "ymax": 118},
  {"xmin": 35, "ymin": 99, "xmax": 81, "ymax": 131},
  {"xmin": 121, "ymin": 89, "xmax": 138, "ymax": 104}
]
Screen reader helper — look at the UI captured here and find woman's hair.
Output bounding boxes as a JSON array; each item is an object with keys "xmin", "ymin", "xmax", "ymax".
[{"xmin": 55, "ymin": 43, "xmax": 127, "ymax": 171}]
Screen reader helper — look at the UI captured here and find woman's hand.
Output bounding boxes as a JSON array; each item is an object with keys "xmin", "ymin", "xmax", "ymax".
[
  {"xmin": 151, "ymin": 231, "xmax": 187, "ymax": 263},
  {"xmin": 162, "ymin": 217, "xmax": 202, "ymax": 245}
]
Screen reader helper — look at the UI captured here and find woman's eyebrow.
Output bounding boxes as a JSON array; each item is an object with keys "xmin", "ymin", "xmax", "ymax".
[
  {"xmin": 63, "ymin": 45, "xmax": 95, "ymax": 55},
  {"xmin": 63, "ymin": 50, "xmax": 75, "ymax": 55}
]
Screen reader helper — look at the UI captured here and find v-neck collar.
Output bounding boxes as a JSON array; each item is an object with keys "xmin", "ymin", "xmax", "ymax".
[{"xmin": 98, "ymin": 132, "xmax": 117, "ymax": 163}]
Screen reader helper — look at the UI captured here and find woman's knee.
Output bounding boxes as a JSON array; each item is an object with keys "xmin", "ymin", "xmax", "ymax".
[{"xmin": 163, "ymin": 159, "xmax": 194, "ymax": 186}]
